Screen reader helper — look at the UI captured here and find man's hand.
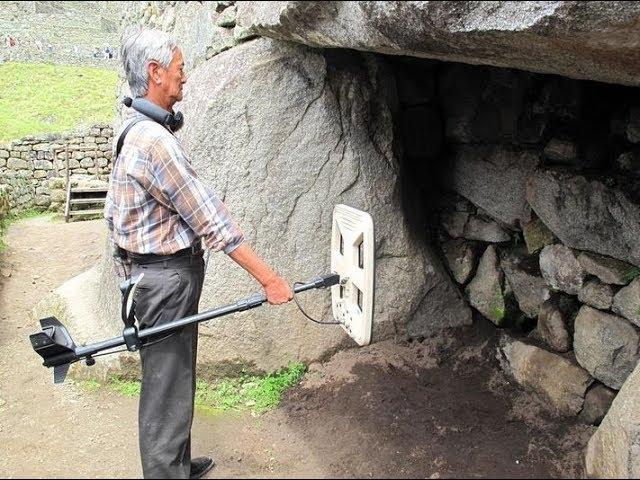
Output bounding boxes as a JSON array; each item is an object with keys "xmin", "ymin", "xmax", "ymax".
[
  {"xmin": 227, "ymin": 243, "xmax": 293, "ymax": 305},
  {"xmin": 263, "ymin": 274, "xmax": 293, "ymax": 305}
]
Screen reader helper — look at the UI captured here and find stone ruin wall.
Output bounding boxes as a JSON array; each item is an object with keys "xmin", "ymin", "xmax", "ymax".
[
  {"xmin": 388, "ymin": 58, "xmax": 640, "ymax": 428},
  {"xmin": 0, "ymin": 125, "xmax": 114, "ymax": 212}
]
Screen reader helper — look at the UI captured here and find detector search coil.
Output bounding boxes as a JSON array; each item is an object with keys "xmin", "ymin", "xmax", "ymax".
[{"xmin": 330, "ymin": 204, "xmax": 375, "ymax": 346}]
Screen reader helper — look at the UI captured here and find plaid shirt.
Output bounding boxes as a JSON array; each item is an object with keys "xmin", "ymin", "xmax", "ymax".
[{"xmin": 104, "ymin": 109, "xmax": 245, "ymax": 277}]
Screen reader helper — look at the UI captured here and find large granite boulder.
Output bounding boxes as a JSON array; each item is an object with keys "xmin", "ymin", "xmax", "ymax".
[
  {"xmin": 586, "ymin": 362, "xmax": 640, "ymax": 478},
  {"xmin": 97, "ymin": 38, "xmax": 469, "ymax": 372},
  {"xmin": 119, "ymin": 1, "xmax": 251, "ymax": 71},
  {"xmin": 237, "ymin": 2, "xmax": 640, "ymax": 87},
  {"xmin": 527, "ymin": 168, "xmax": 640, "ymax": 268}
]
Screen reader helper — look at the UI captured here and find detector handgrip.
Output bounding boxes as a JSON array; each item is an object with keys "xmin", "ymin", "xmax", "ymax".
[{"xmin": 235, "ymin": 273, "xmax": 340, "ymax": 311}]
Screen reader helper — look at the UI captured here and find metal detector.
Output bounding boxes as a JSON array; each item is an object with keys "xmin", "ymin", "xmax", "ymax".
[{"xmin": 29, "ymin": 205, "xmax": 375, "ymax": 383}]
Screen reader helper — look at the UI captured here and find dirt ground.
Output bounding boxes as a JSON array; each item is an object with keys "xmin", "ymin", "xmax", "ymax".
[{"xmin": 0, "ymin": 216, "xmax": 595, "ymax": 478}]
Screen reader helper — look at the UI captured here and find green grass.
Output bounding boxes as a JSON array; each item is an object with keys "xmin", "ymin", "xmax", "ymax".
[
  {"xmin": 77, "ymin": 379, "xmax": 101, "ymax": 392},
  {"xmin": 0, "ymin": 62, "xmax": 117, "ymax": 143},
  {"xmin": 110, "ymin": 377, "xmax": 142, "ymax": 397},
  {"xmin": 96, "ymin": 362, "xmax": 308, "ymax": 416}
]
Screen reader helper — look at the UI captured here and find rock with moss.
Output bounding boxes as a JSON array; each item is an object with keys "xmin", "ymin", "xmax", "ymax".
[
  {"xmin": 466, "ymin": 245, "xmax": 509, "ymax": 326},
  {"xmin": 577, "ymin": 251, "xmax": 639, "ymax": 286},
  {"xmin": 522, "ymin": 217, "xmax": 556, "ymax": 254}
]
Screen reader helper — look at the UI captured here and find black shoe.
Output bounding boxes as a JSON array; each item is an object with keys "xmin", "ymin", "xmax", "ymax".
[{"xmin": 190, "ymin": 456, "xmax": 215, "ymax": 479}]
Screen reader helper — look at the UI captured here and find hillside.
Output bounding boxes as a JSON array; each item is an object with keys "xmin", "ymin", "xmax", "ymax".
[{"xmin": 0, "ymin": 1, "xmax": 123, "ymax": 68}]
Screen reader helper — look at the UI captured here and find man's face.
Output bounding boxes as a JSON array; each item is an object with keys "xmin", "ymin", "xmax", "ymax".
[{"xmin": 156, "ymin": 48, "xmax": 186, "ymax": 107}]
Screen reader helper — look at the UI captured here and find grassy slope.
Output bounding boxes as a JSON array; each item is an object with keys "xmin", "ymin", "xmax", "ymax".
[{"xmin": 0, "ymin": 62, "xmax": 117, "ymax": 143}]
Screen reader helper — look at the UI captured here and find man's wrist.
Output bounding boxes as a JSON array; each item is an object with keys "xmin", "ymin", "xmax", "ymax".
[{"xmin": 260, "ymin": 270, "xmax": 278, "ymax": 288}]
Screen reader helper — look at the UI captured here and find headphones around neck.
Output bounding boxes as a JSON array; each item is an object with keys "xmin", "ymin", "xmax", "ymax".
[{"xmin": 123, "ymin": 97, "xmax": 184, "ymax": 132}]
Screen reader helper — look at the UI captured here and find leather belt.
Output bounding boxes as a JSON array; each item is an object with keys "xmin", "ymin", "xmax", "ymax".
[{"xmin": 126, "ymin": 243, "xmax": 203, "ymax": 265}]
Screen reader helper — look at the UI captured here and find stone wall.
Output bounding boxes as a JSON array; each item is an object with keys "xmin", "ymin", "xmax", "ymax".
[
  {"xmin": 388, "ymin": 55, "xmax": 640, "ymax": 427},
  {"xmin": 0, "ymin": 125, "xmax": 114, "ymax": 212}
]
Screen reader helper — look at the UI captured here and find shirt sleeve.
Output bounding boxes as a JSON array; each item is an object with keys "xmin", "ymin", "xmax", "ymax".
[{"xmin": 142, "ymin": 134, "xmax": 245, "ymax": 254}]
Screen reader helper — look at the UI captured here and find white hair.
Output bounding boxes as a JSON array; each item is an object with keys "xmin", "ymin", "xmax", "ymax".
[{"xmin": 120, "ymin": 27, "xmax": 178, "ymax": 98}]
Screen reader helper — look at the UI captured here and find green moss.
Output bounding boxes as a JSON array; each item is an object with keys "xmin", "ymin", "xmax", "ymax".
[
  {"xmin": 623, "ymin": 268, "xmax": 640, "ymax": 284},
  {"xmin": 491, "ymin": 305, "xmax": 505, "ymax": 322},
  {"xmin": 80, "ymin": 362, "xmax": 308, "ymax": 416},
  {"xmin": 195, "ymin": 362, "xmax": 307, "ymax": 415},
  {"xmin": 108, "ymin": 376, "xmax": 141, "ymax": 397}
]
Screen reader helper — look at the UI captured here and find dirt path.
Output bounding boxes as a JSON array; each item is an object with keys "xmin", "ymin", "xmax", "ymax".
[{"xmin": 0, "ymin": 217, "xmax": 594, "ymax": 478}]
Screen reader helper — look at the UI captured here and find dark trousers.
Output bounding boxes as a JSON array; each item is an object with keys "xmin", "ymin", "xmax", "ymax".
[{"xmin": 130, "ymin": 253, "xmax": 205, "ymax": 479}]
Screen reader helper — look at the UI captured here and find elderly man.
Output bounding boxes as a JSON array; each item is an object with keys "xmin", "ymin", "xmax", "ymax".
[{"xmin": 105, "ymin": 28, "xmax": 293, "ymax": 479}]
